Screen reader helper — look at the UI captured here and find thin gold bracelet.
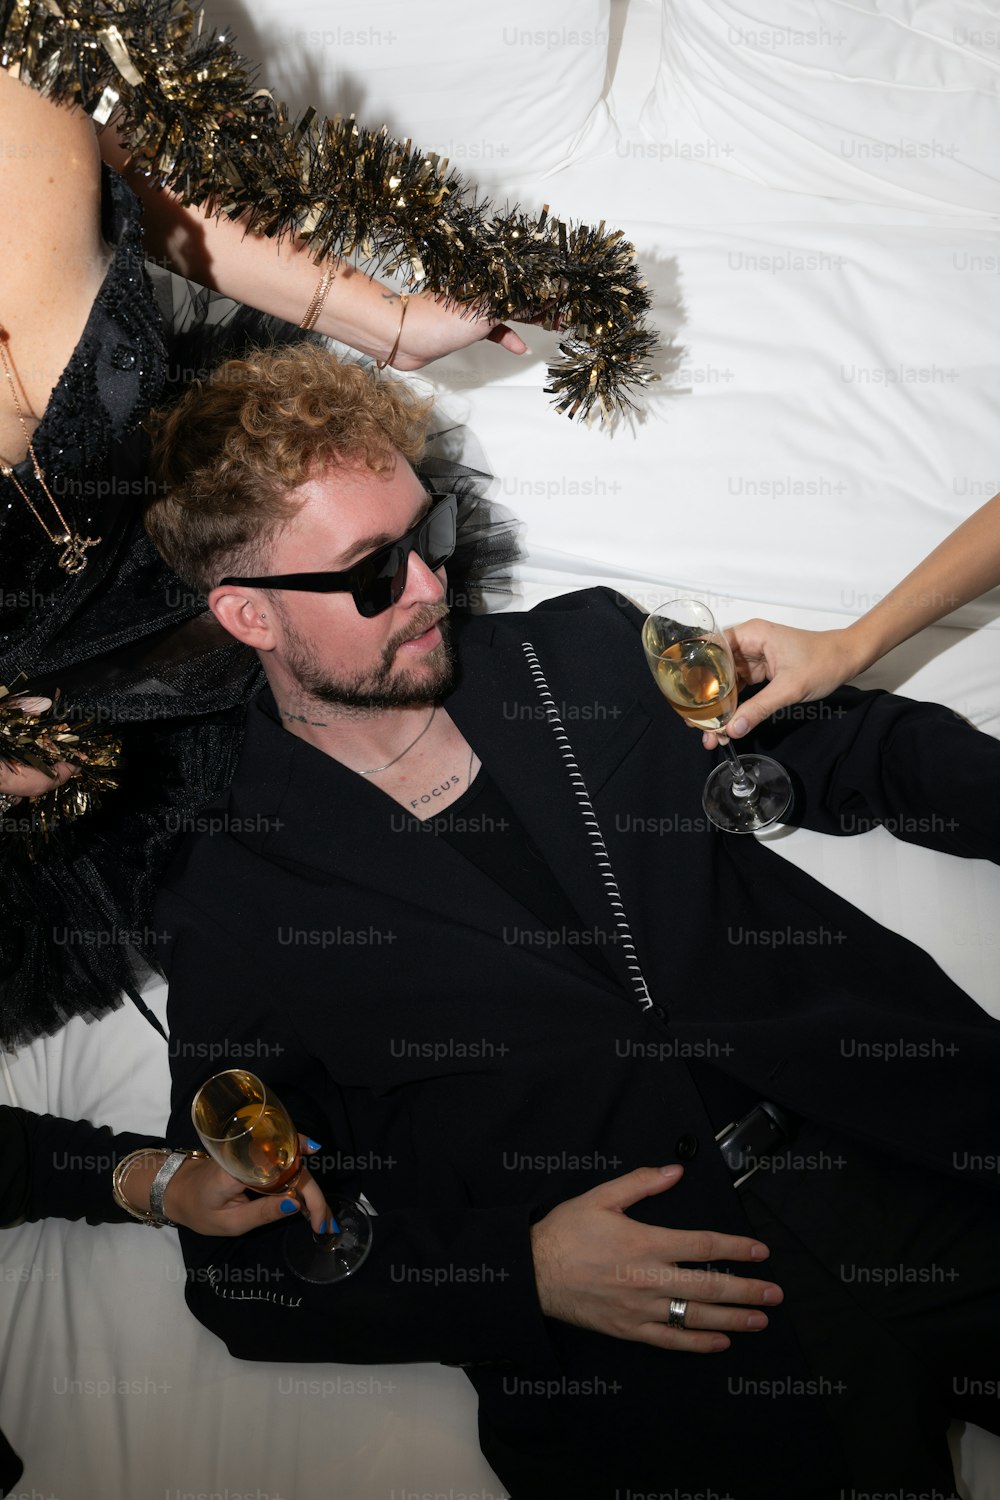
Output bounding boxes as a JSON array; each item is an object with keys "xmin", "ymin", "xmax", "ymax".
[
  {"xmin": 376, "ymin": 293, "xmax": 410, "ymax": 370},
  {"xmin": 300, "ymin": 265, "xmax": 336, "ymax": 332}
]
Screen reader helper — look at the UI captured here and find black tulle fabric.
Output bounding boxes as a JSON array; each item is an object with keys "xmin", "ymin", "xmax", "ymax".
[{"xmin": 0, "ymin": 168, "xmax": 519, "ymax": 1049}]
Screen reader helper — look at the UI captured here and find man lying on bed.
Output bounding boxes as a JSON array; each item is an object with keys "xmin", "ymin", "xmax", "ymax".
[{"xmin": 145, "ymin": 342, "xmax": 1000, "ymax": 1500}]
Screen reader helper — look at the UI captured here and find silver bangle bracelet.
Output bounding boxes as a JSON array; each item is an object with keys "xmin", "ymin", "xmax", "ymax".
[
  {"xmin": 149, "ymin": 1150, "xmax": 192, "ymax": 1228},
  {"xmin": 111, "ymin": 1148, "xmax": 171, "ymax": 1226}
]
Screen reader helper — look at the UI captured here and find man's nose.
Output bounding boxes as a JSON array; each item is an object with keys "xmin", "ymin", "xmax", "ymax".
[{"xmin": 401, "ymin": 550, "xmax": 447, "ymax": 604}]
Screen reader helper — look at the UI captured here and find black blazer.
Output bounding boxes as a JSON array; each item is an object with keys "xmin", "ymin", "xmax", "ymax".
[{"xmin": 160, "ymin": 588, "xmax": 1000, "ymax": 1492}]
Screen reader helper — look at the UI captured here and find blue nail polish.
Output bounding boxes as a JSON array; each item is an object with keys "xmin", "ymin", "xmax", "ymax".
[
  {"xmin": 279, "ymin": 1199, "xmax": 298, "ymax": 1214},
  {"xmin": 306, "ymin": 1138, "xmax": 322, "ymax": 1151}
]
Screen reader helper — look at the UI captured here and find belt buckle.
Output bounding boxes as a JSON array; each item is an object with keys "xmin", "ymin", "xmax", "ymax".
[{"xmin": 715, "ymin": 1101, "xmax": 798, "ymax": 1188}]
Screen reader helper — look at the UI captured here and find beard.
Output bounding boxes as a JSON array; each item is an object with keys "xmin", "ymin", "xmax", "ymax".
[{"xmin": 278, "ymin": 603, "xmax": 456, "ymax": 712}]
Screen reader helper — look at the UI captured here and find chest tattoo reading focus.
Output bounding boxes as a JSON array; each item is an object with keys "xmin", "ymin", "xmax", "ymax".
[{"xmin": 410, "ymin": 774, "xmax": 461, "ymax": 810}]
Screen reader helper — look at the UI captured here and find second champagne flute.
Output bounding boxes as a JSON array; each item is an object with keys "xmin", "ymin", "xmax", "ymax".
[{"xmin": 192, "ymin": 1068, "xmax": 372, "ymax": 1283}]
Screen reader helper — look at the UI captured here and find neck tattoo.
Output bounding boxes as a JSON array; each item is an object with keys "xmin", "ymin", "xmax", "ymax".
[{"xmin": 279, "ymin": 704, "xmax": 437, "ymax": 770}]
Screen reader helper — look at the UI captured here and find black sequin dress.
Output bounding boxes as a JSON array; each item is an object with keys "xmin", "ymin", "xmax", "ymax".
[
  {"xmin": 1, "ymin": 164, "xmax": 268, "ymax": 1047},
  {"xmin": 2, "ymin": 166, "xmax": 171, "ymax": 678},
  {"xmin": 0, "ymin": 161, "xmax": 517, "ymax": 1049}
]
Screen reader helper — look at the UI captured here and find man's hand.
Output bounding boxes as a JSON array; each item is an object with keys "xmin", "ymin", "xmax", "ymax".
[
  {"xmin": 700, "ymin": 620, "xmax": 865, "ymax": 750},
  {"xmin": 530, "ymin": 1165, "xmax": 782, "ymax": 1353}
]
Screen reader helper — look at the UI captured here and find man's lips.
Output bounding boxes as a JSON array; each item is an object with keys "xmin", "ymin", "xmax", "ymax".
[
  {"xmin": 397, "ymin": 611, "xmax": 448, "ymax": 651},
  {"xmin": 399, "ymin": 622, "xmax": 441, "ymax": 650},
  {"xmin": 395, "ymin": 612, "xmax": 449, "ymax": 654}
]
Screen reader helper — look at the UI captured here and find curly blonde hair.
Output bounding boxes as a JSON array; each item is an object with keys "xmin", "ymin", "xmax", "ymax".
[{"xmin": 146, "ymin": 343, "xmax": 434, "ymax": 593}]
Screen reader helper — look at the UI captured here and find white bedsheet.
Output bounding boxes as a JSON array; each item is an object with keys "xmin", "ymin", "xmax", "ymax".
[{"xmin": 3, "ymin": 2, "xmax": 999, "ymax": 1496}]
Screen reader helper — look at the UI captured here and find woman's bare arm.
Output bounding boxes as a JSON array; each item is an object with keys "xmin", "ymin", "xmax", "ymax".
[
  {"xmin": 706, "ymin": 491, "xmax": 1000, "ymax": 745},
  {"xmin": 837, "ymin": 489, "xmax": 1000, "ymax": 672},
  {"xmin": 100, "ymin": 128, "xmax": 529, "ymax": 370}
]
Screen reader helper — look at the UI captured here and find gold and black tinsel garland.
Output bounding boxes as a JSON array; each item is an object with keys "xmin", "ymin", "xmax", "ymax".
[
  {"xmin": 0, "ymin": 684, "xmax": 121, "ymax": 851},
  {"xmin": 1, "ymin": 0, "xmax": 658, "ymax": 421}
]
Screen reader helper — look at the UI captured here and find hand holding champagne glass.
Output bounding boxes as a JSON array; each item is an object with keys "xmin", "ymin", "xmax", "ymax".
[
  {"xmin": 192, "ymin": 1069, "xmax": 372, "ymax": 1282},
  {"xmin": 643, "ymin": 598, "xmax": 792, "ymax": 833}
]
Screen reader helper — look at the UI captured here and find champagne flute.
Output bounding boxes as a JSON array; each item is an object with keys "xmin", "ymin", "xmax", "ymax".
[
  {"xmin": 192, "ymin": 1068, "xmax": 372, "ymax": 1283},
  {"xmin": 643, "ymin": 598, "xmax": 792, "ymax": 833}
]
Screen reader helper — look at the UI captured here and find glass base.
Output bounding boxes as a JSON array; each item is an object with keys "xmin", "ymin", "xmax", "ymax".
[
  {"xmin": 702, "ymin": 754, "xmax": 792, "ymax": 834},
  {"xmin": 284, "ymin": 1195, "xmax": 373, "ymax": 1283}
]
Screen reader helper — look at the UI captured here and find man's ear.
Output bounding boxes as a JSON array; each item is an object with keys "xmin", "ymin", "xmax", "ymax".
[{"xmin": 207, "ymin": 586, "xmax": 277, "ymax": 650}]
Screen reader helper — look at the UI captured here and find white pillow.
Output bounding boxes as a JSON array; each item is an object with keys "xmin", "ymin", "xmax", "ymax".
[
  {"xmin": 201, "ymin": 0, "xmax": 613, "ymax": 186},
  {"xmin": 641, "ymin": 0, "xmax": 1000, "ymax": 213}
]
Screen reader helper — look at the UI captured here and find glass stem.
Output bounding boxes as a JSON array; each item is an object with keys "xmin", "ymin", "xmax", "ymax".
[
  {"xmin": 312, "ymin": 1211, "xmax": 341, "ymax": 1245},
  {"xmin": 718, "ymin": 734, "xmax": 757, "ymax": 800}
]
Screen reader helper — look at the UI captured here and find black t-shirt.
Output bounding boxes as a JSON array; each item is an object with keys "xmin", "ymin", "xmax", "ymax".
[{"xmin": 427, "ymin": 768, "xmax": 619, "ymax": 981}]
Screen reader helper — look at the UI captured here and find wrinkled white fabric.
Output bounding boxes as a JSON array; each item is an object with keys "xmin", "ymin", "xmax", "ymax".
[{"xmin": 3, "ymin": 2, "xmax": 999, "ymax": 1497}]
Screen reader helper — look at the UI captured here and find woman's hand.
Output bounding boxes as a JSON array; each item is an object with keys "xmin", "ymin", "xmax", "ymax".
[
  {"xmin": 0, "ymin": 696, "xmax": 80, "ymax": 800},
  {"xmin": 0, "ymin": 760, "xmax": 78, "ymax": 801},
  {"xmin": 388, "ymin": 291, "xmax": 530, "ymax": 370},
  {"xmin": 126, "ymin": 1138, "xmax": 333, "ymax": 1238},
  {"xmin": 701, "ymin": 621, "xmax": 867, "ymax": 750}
]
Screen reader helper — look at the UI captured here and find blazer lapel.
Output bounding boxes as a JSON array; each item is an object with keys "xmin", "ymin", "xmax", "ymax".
[{"xmin": 447, "ymin": 631, "xmax": 652, "ymax": 1001}]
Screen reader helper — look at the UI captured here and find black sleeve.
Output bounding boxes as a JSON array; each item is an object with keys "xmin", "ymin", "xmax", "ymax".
[
  {"xmin": 162, "ymin": 894, "xmax": 559, "ymax": 1374},
  {"xmin": 0, "ymin": 1426, "xmax": 23, "ymax": 1500},
  {"xmin": 746, "ymin": 683, "xmax": 1000, "ymax": 863},
  {"xmin": 577, "ymin": 587, "xmax": 1000, "ymax": 865},
  {"xmin": 0, "ymin": 1105, "xmax": 165, "ymax": 1226}
]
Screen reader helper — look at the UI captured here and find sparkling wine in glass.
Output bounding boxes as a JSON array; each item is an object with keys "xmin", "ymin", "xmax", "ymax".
[
  {"xmin": 192, "ymin": 1069, "xmax": 371, "ymax": 1283},
  {"xmin": 643, "ymin": 597, "xmax": 792, "ymax": 833}
]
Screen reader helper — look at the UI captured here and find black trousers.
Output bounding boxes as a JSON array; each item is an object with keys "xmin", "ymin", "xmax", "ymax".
[
  {"xmin": 736, "ymin": 1119, "xmax": 1000, "ymax": 1499},
  {"xmin": 493, "ymin": 1122, "xmax": 999, "ymax": 1500}
]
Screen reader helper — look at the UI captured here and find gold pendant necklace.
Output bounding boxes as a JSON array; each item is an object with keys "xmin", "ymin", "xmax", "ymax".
[{"xmin": 0, "ymin": 326, "xmax": 101, "ymax": 575}]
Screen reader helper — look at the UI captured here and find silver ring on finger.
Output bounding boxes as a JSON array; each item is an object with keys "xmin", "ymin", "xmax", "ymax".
[{"xmin": 667, "ymin": 1297, "xmax": 688, "ymax": 1329}]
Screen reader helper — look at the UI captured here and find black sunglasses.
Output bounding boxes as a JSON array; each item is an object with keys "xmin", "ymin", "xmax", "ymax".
[{"xmin": 219, "ymin": 491, "xmax": 458, "ymax": 618}]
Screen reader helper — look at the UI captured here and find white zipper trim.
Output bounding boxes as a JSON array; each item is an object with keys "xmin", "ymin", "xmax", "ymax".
[
  {"xmin": 521, "ymin": 641, "xmax": 653, "ymax": 1013},
  {"xmin": 206, "ymin": 1266, "xmax": 303, "ymax": 1308}
]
